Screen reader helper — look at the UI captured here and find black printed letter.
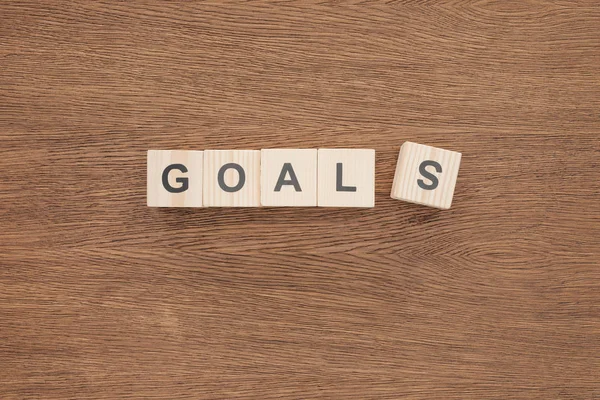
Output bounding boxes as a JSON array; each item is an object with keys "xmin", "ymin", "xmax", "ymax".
[
  {"xmin": 274, "ymin": 163, "xmax": 302, "ymax": 192},
  {"xmin": 417, "ymin": 160, "xmax": 442, "ymax": 190},
  {"xmin": 162, "ymin": 164, "xmax": 188, "ymax": 193},
  {"xmin": 336, "ymin": 163, "xmax": 357, "ymax": 192},
  {"xmin": 218, "ymin": 163, "xmax": 246, "ymax": 193}
]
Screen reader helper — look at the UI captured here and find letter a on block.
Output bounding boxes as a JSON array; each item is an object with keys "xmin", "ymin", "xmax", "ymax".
[
  {"xmin": 261, "ymin": 149, "xmax": 317, "ymax": 206},
  {"xmin": 391, "ymin": 142, "xmax": 461, "ymax": 209},
  {"xmin": 203, "ymin": 150, "xmax": 261, "ymax": 207},
  {"xmin": 318, "ymin": 149, "xmax": 375, "ymax": 207},
  {"xmin": 147, "ymin": 150, "xmax": 204, "ymax": 207}
]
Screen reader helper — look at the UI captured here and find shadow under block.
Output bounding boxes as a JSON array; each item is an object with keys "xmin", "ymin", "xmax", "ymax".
[
  {"xmin": 261, "ymin": 149, "xmax": 318, "ymax": 207},
  {"xmin": 203, "ymin": 150, "xmax": 261, "ymax": 207},
  {"xmin": 147, "ymin": 150, "xmax": 204, "ymax": 207},
  {"xmin": 391, "ymin": 142, "xmax": 462, "ymax": 209},
  {"xmin": 317, "ymin": 149, "xmax": 376, "ymax": 208}
]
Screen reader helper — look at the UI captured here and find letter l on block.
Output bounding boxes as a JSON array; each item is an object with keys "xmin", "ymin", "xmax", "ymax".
[{"xmin": 317, "ymin": 149, "xmax": 375, "ymax": 207}]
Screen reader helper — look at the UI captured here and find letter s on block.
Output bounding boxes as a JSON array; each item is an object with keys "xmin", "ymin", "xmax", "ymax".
[
  {"xmin": 162, "ymin": 163, "xmax": 189, "ymax": 193},
  {"xmin": 417, "ymin": 160, "xmax": 442, "ymax": 190}
]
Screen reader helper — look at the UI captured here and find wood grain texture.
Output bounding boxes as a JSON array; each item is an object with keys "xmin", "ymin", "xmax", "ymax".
[{"xmin": 1, "ymin": 1, "xmax": 599, "ymax": 399}]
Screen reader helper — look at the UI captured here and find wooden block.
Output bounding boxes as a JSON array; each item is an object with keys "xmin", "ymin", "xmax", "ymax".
[
  {"xmin": 260, "ymin": 149, "xmax": 317, "ymax": 207},
  {"xmin": 147, "ymin": 150, "xmax": 204, "ymax": 207},
  {"xmin": 203, "ymin": 150, "xmax": 261, "ymax": 207},
  {"xmin": 317, "ymin": 149, "xmax": 375, "ymax": 208},
  {"xmin": 391, "ymin": 142, "xmax": 461, "ymax": 209}
]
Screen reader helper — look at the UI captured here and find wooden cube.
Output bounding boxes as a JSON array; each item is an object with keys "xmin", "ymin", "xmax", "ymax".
[
  {"xmin": 317, "ymin": 149, "xmax": 375, "ymax": 208},
  {"xmin": 147, "ymin": 150, "xmax": 204, "ymax": 207},
  {"xmin": 261, "ymin": 149, "xmax": 317, "ymax": 207},
  {"xmin": 203, "ymin": 150, "xmax": 261, "ymax": 207},
  {"xmin": 391, "ymin": 142, "xmax": 461, "ymax": 209}
]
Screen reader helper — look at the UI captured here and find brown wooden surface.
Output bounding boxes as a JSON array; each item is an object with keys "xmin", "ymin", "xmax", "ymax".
[{"xmin": 1, "ymin": 2, "xmax": 599, "ymax": 399}]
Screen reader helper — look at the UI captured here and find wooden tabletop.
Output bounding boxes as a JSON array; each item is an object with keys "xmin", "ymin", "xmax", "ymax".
[{"xmin": 1, "ymin": 2, "xmax": 599, "ymax": 399}]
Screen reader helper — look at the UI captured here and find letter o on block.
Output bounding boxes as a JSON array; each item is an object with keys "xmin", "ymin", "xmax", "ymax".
[
  {"xmin": 218, "ymin": 163, "xmax": 246, "ymax": 193},
  {"xmin": 203, "ymin": 150, "xmax": 261, "ymax": 207}
]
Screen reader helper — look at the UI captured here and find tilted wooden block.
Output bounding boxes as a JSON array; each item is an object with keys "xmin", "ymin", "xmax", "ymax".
[
  {"xmin": 203, "ymin": 150, "xmax": 261, "ymax": 207},
  {"xmin": 318, "ymin": 149, "xmax": 375, "ymax": 208},
  {"xmin": 147, "ymin": 150, "xmax": 204, "ymax": 207},
  {"xmin": 391, "ymin": 142, "xmax": 461, "ymax": 209},
  {"xmin": 261, "ymin": 149, "xmax": 318, "ymax": 207}
]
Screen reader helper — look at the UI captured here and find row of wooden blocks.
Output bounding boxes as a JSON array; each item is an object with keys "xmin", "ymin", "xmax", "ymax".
[{"xmin": 147, "ymin": 142, "xmax": 461, "ymax": 209}]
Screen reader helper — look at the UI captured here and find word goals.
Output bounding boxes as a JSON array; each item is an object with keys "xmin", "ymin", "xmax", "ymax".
[{"xmin": 147, "ymin": 143, "xmax": 461, "ymax": 209}]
